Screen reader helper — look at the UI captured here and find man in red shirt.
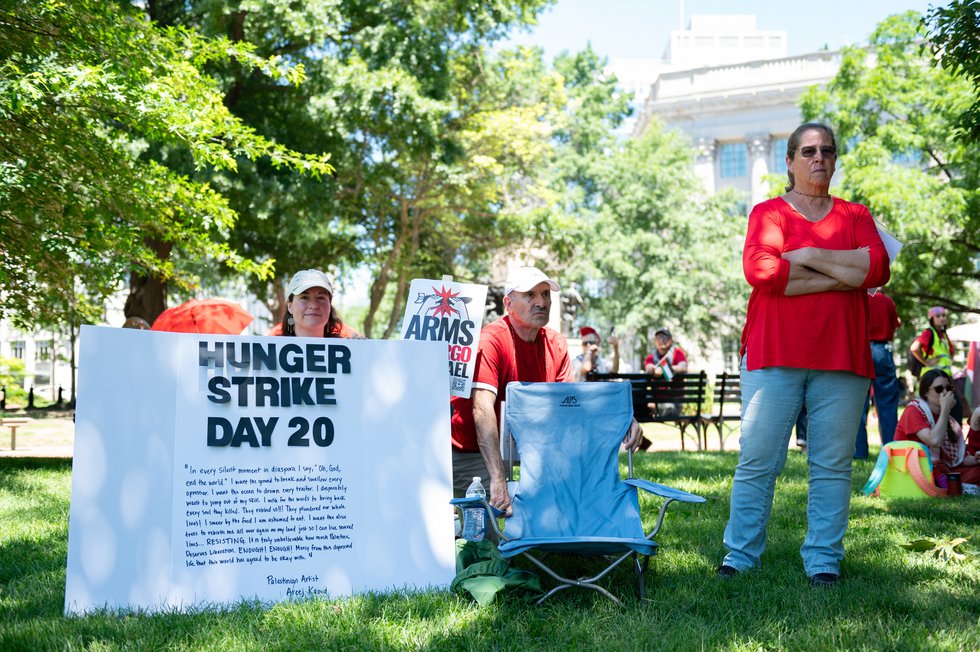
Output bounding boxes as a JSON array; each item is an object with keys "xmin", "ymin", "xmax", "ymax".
[
  {"xmin": 450, "ymin": 266, "xmax": 642, "ymax": 514},
  {"xmin": 854, "ymin": 291, "xmax": 901, "ymax": 458},
  {"xmin": 644, "ymin": 327, "xmax": 689, "ymax": 379},
  {"xmin": 642, "ymin": 327, "xmax": 689, "ymax": 423}
]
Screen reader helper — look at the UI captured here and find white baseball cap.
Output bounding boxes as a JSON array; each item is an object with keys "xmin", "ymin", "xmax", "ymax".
[
  {"xmin": 287, "ymin": 269, "xmax": 334, "ymax": 297},
  {"xmin": 503, "ymin": 266, "xmax": 560, "ymax": 296}
]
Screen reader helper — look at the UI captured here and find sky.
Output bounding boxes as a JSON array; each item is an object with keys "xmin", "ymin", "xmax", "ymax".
[{"xmin": 503, "ymin": 0, "xmax": 943, "ymax": 61}]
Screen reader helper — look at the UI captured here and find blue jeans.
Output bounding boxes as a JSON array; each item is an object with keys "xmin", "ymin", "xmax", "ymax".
[
  {"xmin": 723, "ymin": 360, "xmax": 870, "ymax": 577},
  {"xmin": 855, "ymin": 342, "xmax": 901, "ymax": 458}
]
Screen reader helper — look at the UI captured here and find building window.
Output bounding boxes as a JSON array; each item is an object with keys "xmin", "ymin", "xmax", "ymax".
[
  {"xmin": 720, "ymin": 36, "xmax": 738, "ymax": 47},
  {"xmin": 720, "ymin": 143, "xmax": 747, "ymax": 178},
  {"xmin": 10, "ymin": 341, "xmax": 25, "ymax": 359},
  {"xmin": 36, "ymin": 341, "xmax": 51, "ymax": 362},
  {"xmin": 772, "ymin": 138, "xmax": 788, "ymax": 174}
]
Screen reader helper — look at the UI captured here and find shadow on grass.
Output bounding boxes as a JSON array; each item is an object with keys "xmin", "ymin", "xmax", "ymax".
[
  {"xmin": 0, "ymin": 458, "xmax": 73, "ymax": 492},
  {"xmin": 0, "ymin": 459, "xmax": 73, "ymax": 633},
  {"xmin": 2, "ymin": 455, "xmax": 978, "ymax": 651}
]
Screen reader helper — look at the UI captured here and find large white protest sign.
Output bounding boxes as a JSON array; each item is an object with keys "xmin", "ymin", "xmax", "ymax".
[
  {"xmin": 65, "ymin": 326, "xmax": 455, "ymax": 614},
  {"xmin": 399, "ymin": 278, "xmax": 488, "ymax": 397}
]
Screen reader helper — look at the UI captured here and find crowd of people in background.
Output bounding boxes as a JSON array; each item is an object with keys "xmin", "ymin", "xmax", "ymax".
[{"xmin": 127, "ymin": 120, "xmax": 977, "ymax": 592}]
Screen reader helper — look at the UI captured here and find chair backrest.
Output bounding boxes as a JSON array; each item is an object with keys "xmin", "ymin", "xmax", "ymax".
[{"xmin": 503, "ymin": 381, "xmax": 643, "ymax": 542}]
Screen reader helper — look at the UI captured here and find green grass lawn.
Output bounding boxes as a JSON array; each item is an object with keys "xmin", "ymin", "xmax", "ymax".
[{"xmin": 1, "ymin": 453, "xmax": 978, "ymax": 651}]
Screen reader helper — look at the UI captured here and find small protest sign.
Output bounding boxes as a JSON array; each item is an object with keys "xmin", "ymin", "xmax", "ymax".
[{"xmin": 399, "ymin": 277, "xmax": 488, "ymax": 397}]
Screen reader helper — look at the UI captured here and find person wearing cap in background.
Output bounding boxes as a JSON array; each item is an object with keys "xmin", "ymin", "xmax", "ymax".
[
  {"xmin": 909, "ymin": 306, "xmax": 962, "ymax": 423},
  {"xmin": 853, "ymin": 290, "xmax": 901, "ymax": 459},
  {"xmin": 277, "ymin": 269, "xmax": 361, "ymax": 339},
  {"xmin": 449, "ymin": 266, "xmax": 643, "ymax": 515},
  {"xmin": 571, "ymin": 326, "xmax": 620, "ymax": 381},
  {"xmin": 641, "ymin": 327, "xmax": 689, "ymax": 429},
  {"xmin": 644, "ymin": 328, "xmax": 688, "ymax": 380}
]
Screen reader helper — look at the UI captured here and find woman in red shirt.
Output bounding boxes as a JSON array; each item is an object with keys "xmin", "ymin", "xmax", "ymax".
[
  {"xmin": 719, "ymin": 123, "xmax": 890, "ymax": 588},
  {"xmin": 895, "ymin": 369, "xmax": 980, "ymax": 486}
]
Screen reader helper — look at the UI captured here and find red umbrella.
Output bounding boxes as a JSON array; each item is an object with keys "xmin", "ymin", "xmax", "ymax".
[{"xmin": 151, "ymin": 298, "xmax": 254, "ymax": 335}]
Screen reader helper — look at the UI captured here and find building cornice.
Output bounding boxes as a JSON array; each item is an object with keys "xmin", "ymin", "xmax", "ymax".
[{"xmin": 634, "ymin": 50, "xmax": 842, "ymax": 136}]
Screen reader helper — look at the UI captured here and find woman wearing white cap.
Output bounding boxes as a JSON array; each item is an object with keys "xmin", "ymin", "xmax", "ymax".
[{"xmin": 279, "ymin": 269, "xmax": 361, "ymax": 339}]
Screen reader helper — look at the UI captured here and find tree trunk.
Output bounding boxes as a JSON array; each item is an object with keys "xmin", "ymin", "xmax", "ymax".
[
  {"xmin": 363, "ymin": 203, "xmax": 411, "ymax": 337},
  {"xmin": 381, "ymin": 203, "xmax": 426, "ymax": 339},
  {"xmin": 224, "ymin": 11, "xmax": 249, "ymax": 110},
  {"xmin": 68, "ymin": 322, "xmax": 77, "ymax": 406},
  {"xmin": 362, "ymin": 272, "xmax": 388, "ymax": 339},
  {"xmin": 124, "ymin": 238, "xmax": 173, "ymax": 324},
  {"xmin": 382, "ymin": 274, "xmax": 410, "ymax": 339},
  {"xmin": 269, "ymin": 281, "xmax": 286, "ymax": 326}
]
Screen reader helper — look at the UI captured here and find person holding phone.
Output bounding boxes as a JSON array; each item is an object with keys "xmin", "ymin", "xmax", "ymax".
[{"xmin": 571, "ymin": 326, "xmax": 619, "ymax": 380}]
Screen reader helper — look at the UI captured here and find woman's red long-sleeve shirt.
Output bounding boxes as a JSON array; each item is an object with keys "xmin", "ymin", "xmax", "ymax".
[{"xmin": 740, "ymin": 197, "xmax": 891, "ymax": 379}]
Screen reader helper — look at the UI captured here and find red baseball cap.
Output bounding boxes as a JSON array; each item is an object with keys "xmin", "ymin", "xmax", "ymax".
[{"xmin": 579, "ymin": 326, "xmax": 600, "ymax": 342}]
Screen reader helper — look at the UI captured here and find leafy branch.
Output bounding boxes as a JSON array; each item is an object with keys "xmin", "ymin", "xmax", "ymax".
[{"xmin": 899, "ymin": 537, "xmax": 977, "ymax": 563}]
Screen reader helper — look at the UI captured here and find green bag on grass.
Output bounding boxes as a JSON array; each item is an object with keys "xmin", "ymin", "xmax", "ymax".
[
  {"xmin": 862, "ymin": 441, "xmax": 947, "ymax": 498},
  {"xmin": 451, "ymin": 539, "xmax": 542, "ymax": 605}
]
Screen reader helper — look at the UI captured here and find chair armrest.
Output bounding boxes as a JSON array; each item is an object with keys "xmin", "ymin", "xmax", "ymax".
[
  {"xmin": 450, "ymin": 496, "xmax": 507, "ymax": 518},
  {"xmin": 625, "ymin": 478, "xmax": 706, "ymax": 504}
]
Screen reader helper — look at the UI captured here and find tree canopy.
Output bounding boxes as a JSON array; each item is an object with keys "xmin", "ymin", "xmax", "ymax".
[
  {"xmin": 8, "ymin": 1, "xmax": 868, "ymax": 350},
  {"xmin": 568, "ymin": 123, "xmax": 747, "ymax": 353},
  {"xmin": 926, "ymin": 0, "xmax": 980, "ymax": 143},
  {"xmin": 0, "ymin": 0, "xmax": 333, "ymax": 328},
  {"xmin": 801, "ymin": 11, "xmax": 980, "ymax": 323},
  {"xmin": 128, "ymin": 0, "xmax": 560, "ymax": 335}
]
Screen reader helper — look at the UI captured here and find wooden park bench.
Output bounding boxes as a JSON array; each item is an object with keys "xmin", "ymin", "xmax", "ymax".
[
  {"xmin": 0, "ymin": 417, "xmax": 32, "ymax": 451},
  {"xmin": 587, "ymin": 371, "xmax": 709, "ymax": 451},
  {"xmin": 701, "ymin": 372, "xmax": 742, "ymax": 451}
]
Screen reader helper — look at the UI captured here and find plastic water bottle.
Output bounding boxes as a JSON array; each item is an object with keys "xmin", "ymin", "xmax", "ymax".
[{"xmin": 461, "ymin": 476, "xmax": 486, "ymax": 541}]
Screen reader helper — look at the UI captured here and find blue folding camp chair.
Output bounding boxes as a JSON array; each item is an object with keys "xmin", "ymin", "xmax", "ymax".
[{"xmin": 453, "ymin": 381, "xmax": 705, "ymax": 604}]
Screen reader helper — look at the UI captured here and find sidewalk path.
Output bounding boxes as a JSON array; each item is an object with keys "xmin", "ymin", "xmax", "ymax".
[
  {"xmin": 0, "ymin": 412, "xmax": 75, "ymax": 458},
  {"xmin": 4, "ymin": 416, "xmax": 861, "ymax": 459},
  {"xmin": 0, "ymin": 445, "xmax": 73, "ymax": 458}
]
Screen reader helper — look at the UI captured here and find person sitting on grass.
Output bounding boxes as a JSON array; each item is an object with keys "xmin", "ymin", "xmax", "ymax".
[{"xmin": 894, "ymin": 369, "xmax": 980, "ymax": 487}]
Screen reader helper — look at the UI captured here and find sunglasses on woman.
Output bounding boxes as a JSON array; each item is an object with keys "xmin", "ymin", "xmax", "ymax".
[
  {"xmin": 930, "ymin": 384, "xmax": 953, "ymax": 394},
  {"xmin": 797, "ymin": 146, "xmax": 837, "ymax": 158}
]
